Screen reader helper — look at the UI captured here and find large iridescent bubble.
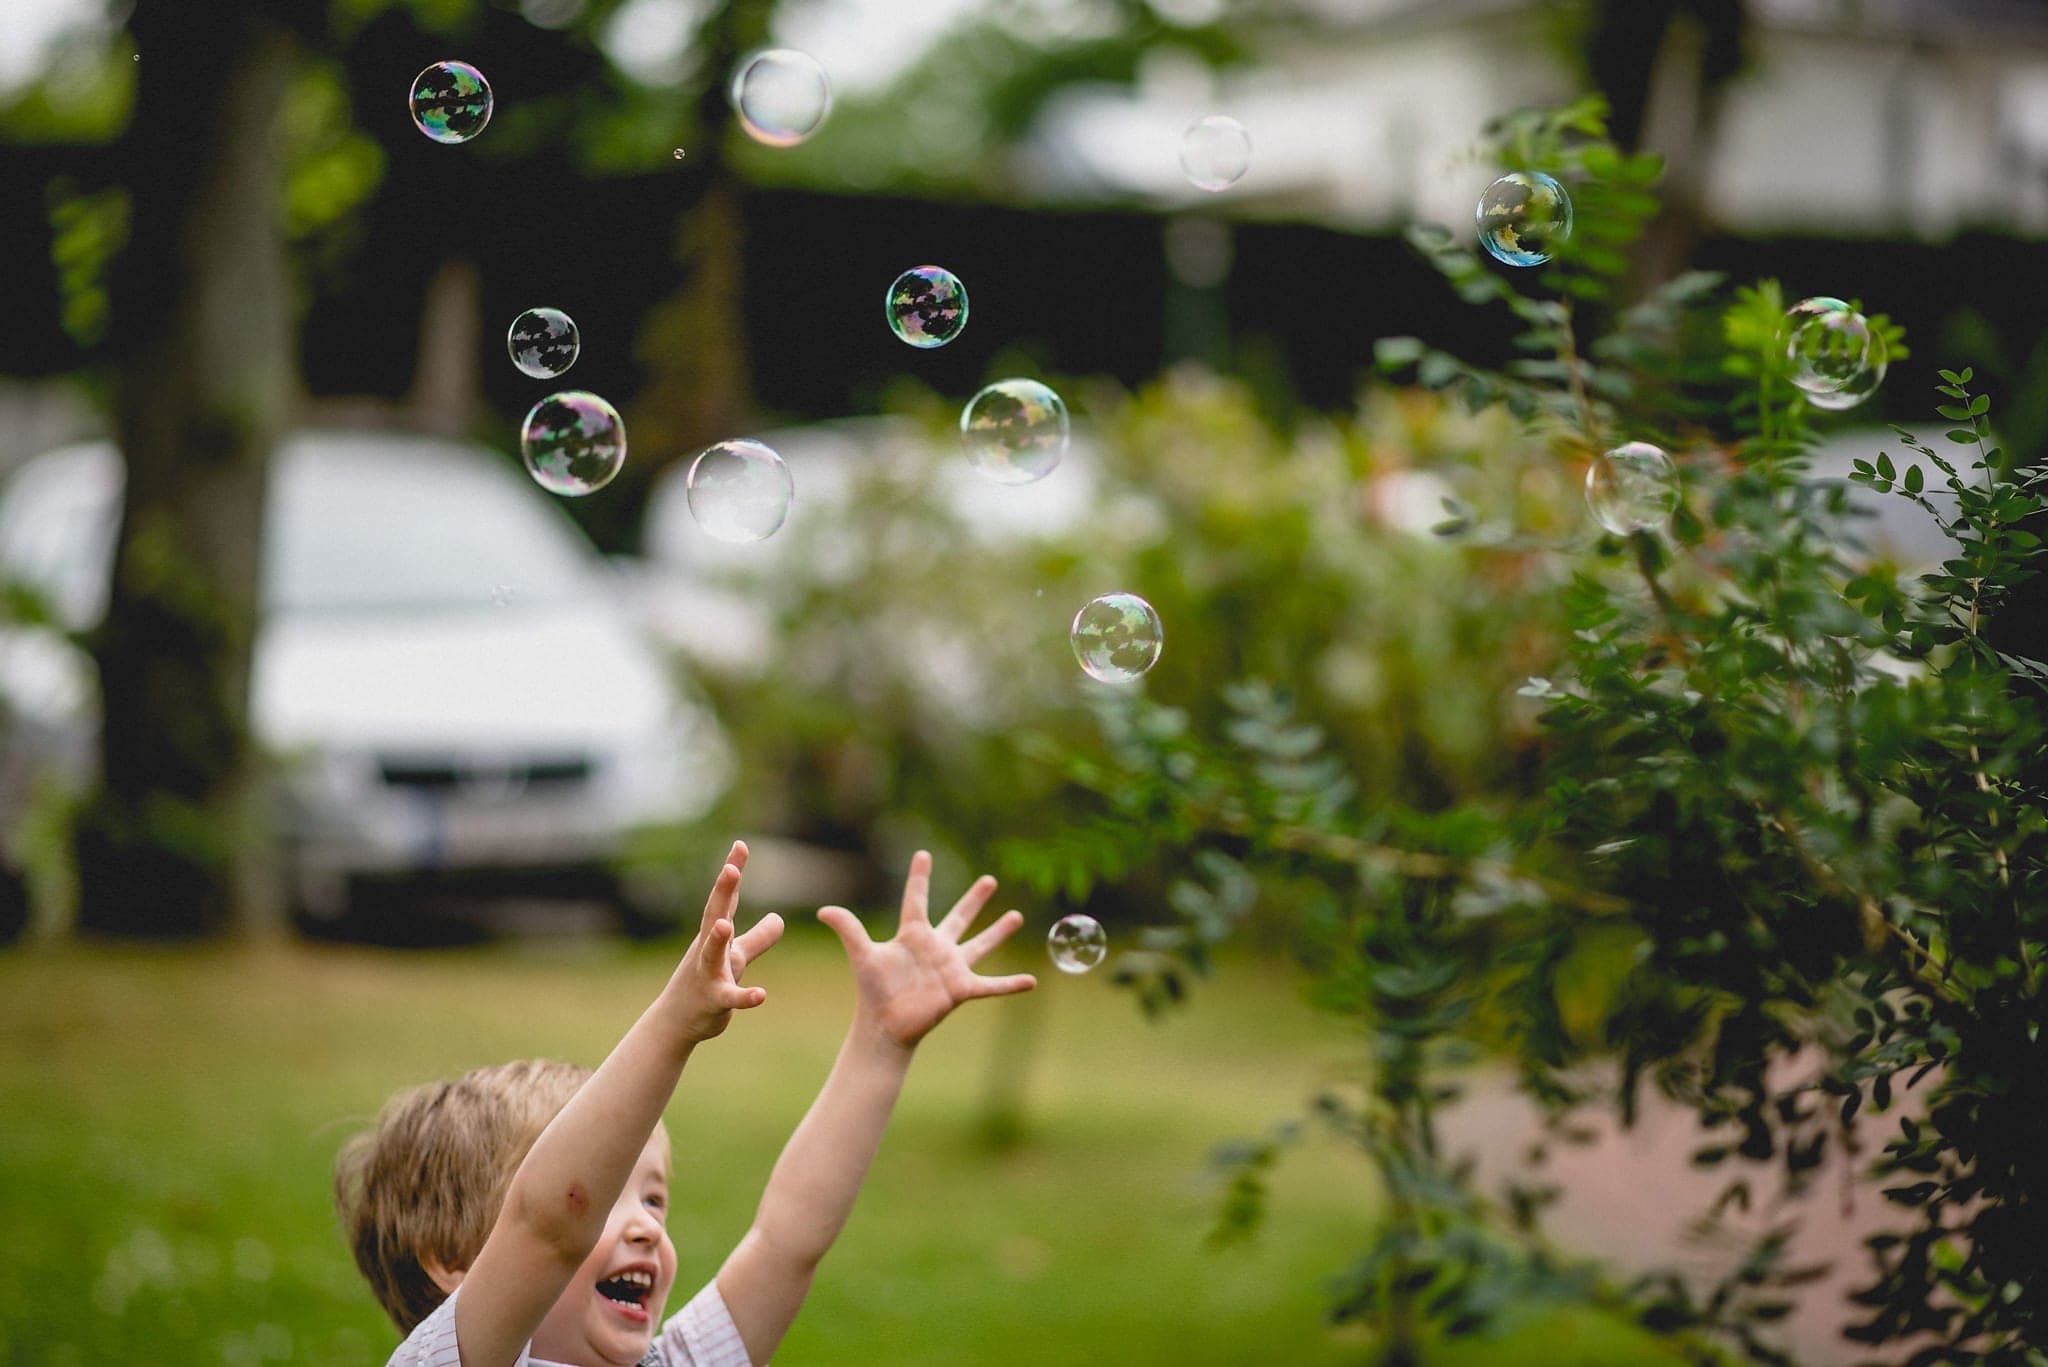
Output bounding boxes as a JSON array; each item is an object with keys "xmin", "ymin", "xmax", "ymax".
[
  {"xmin": 960, "ymin": 379, "xmax": 1068, "ymax": 485},
  {"xmin": 409, "ymin": 60, "xmax": 493, "ymax": 145},
  {"xmin": 507, "ymin": 308, "xmax": 579, "ymax": 379},
  {"xmin": 1786, "ymin": 297, "xmax": 1880, "ymax": 400},
  {"xmin": 1476, "ymin": 171, "xmax": 1573, "ymax": 267},
  {"xmin": 520, "ymin": 391, "xmax": 626, "ymax": 497},
  {"xmin": 1585, "ymin": 441, "xmax": 1679, "ymax": 536},
  {"xmin": 730, "ymin": 49, "xmax": 831, "ymax": 147},
  {"xmin": 1071, "ymin": 592, "xmax": 1163, "ymax": 683},
  {"xmin": 685, "ymin": 439, "xmax": 794, "ymax": 543},
  {"xmin": 1047, "ymin": 913, "xmax": 1107, "ymax": 974},
  {"xmin": 887, "ymin": 266, "xmax": 968, "ymax": 348}
]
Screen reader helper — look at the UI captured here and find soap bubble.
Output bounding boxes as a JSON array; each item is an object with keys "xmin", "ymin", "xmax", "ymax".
[
  {"xmin": 1585, "ymin": 441, "xmax": 1679, "ymax": 536},
  {"xmin": 1047, "ymin": 913, "xmax": 1107, "ymax": 974},
  {"xmin": 887, "ymin": 266, "xmax": 969, "ymax": 348},
  {"xmin": 1476, "ymin": 171, "xmax": 1572, "ymax": 267},
  {"xmin": 731, "ymin": 49, "xmax": 831, "ymax": 147},
  {"xmin": 1179, "ymin": 115, "xmax": 1252, "ymax": 192},
  {"xmin": 961, "ymin": 379, "xmax": 1068, "ymax": 485},
  {"xmin": 686, "ymin": 439, "xmax": 794, "ymax": 543},
  {"xmin": 1786, "ymin": 297, "xmax": 1877, "ymax": 398},
  {"xmin": 520, "ymin": 391, "xmax": 626, "ymax": 497},
  {"xmin": 409, "ymin": 61, "xmax": 492, "ymax": 145},
  {"xmin": 672, "ymin": 148, "xmax": 686, "ymax": 160},
  {"xmin": 507, "ymin": 308, "xmax": 579, "ymax": 379},
  {"xmin": 1071, "ymin": 593, "xmax": 1163, "ymax": 683},
  {"xmin": 1806, "ymin": 330, "xmax": 1889, "ymax": 411}
]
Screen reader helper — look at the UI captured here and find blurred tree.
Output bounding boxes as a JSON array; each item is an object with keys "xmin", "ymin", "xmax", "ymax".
[
  {"xmin": 1560, "ymin": 0, "xmax": 1753, "ymax": 302},
  {"xmin": 73, "ymin": 1, "xmax": 302, "ymax": 935}
]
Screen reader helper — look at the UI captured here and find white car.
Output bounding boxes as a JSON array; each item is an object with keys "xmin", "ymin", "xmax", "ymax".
[{"xmin": 0, "ymin": 430, "xmax": 731, "ymax": 935}]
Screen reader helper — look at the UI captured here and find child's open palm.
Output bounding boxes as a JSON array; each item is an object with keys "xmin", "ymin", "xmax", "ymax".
[
  {"xmin": 818, "ymin": 851, "xmax": 1036, "ymax": 1048},
  {"xmin": 673, "ymin": 840, "xmax": 786, "ymax": 1041}
]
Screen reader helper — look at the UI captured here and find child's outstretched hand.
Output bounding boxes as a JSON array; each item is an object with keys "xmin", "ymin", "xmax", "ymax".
[
  {"xmin": 672, "ymin": 840, "xmax": 785, "ymax": 1041},
  {"xmin": 818, "ymin": 850, "xmax": 1036, "ymax": 1050}
]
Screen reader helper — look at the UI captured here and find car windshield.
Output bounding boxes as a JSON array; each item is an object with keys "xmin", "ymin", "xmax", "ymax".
[{"xmin": 264, "ymin": 437, "xmax": 598, "ymax": 612}]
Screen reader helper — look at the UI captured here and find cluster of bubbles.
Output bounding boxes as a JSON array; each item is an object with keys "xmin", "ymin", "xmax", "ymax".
[
  {"xmin": 414, "ymin": 48, "xmax": 1198, "ymax": 979},
  {"xmin": 1476, "ymin": 171, "xmax": 1573, "ymax": 267},
  {"xmin": 1786, "ymin": 296, "xmax": 1887, "ymax": 410}
]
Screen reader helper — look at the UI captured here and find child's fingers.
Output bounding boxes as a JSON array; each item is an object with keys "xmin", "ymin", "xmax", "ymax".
[
  {"xmin": 724, "ymin": 982, "xmax": 768, "ymax": 1010},
  {"xmin": 817, "ymin": 905, "xmax": 872, "ymax": 956},
  {"xmin": 730, "ymin": 912, "xmax": 786, "ymax": 978},
  {"xmin": 934, "ymin": 874, "xmax": 998, "ymax": 943},
  {"xmin": 958, "ymin": 907, "xmax": 1024, "ymax": 965},
  {"xmin": 965, "ymin": 971, "xmax": 1037, "ymax": 999},
  {"xmin": 694, "ymin": 914, "xmax": 735, "ymax": 978},
  {"xmin": 697, "ymin": 860, "xmax": 744, "ymax": 939},
  {"xmin": 728, "ymin": 839, "xmax": 750, "ymax": 872},
  {"xmin": 897, "ymin": 850, "xmax": 933, "ymax": 932}
]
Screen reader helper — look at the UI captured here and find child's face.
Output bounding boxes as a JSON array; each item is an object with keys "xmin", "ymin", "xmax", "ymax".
[{"xmin": 530, "ymin": 1129, "xmax": 678, "ymax": 1366}]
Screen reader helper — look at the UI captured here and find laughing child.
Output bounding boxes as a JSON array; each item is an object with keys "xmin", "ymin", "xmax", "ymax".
[{"xmin": 334, "ymin": 841, "xmax": 1036, "ymax": 1366}]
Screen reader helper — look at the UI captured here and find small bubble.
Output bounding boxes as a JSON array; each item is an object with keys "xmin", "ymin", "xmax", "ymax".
[
  {"xmin": 1476, "ymin": 171, "xmax": 1572, "ymax": 267},
  {"xmin": 1179, "ymin": 115, "xmax": 1251, "ymax": 192},
  {"xmin": 1786, "ymin": 297, "xmax": 1880, "ymax": 399},
  {"xmin": 1048, "ymin": 913, "xmax": 1107, "ymax": 973},
  {"xmin": 887, "ymin": 266, "xmax": 969, "ymax": 348},
  {"xmin": 686, "ymin": 439, "xmax": 794, "ymax": 543},
  {"xmin": 491, "ymin": 584, "xmax": 515, "ymax": 607},
  {"xmin": 731, "ymin": 48, "xmax": 831, "ymax": 147},
  {"xmin": 507, "ymin": 307, "xmax": 579, "ymax": 379},
  {"xmin": 672, "ymin": 147, "xmax": 686, "ymax": 160},
  {"xmin": 1071, "ymin": 592, "xmax": 1163, "ymax": 683},
  {"xmin": 1585, "ymin": 441, "xmax": 1679, "ymax": 536},
  {"xmin": 520, "ymin": 391, "xmax": 626, "ymax": 497},
  {"xmin": 409, "ymin": 60, "xmax": 493, "ymax": 145},
  {"xmin": 960, "ymin": 379, "xmax": 1068, "ymax": 485}
]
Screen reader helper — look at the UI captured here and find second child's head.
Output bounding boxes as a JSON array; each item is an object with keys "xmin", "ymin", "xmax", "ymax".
[{"xmin": 335, "ymin": 1059, "xmax": 680, "ymax": 1364}]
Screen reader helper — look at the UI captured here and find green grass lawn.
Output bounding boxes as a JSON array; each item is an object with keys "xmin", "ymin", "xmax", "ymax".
[{"xmin": 0, "ymin": 926, "xmax": 1688, "ymax": 1365}]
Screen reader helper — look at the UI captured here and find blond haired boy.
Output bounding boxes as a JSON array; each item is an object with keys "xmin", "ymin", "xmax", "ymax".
[{"xmin": 336, "ymin": 841, "xmax": 1035, "ymax": 1366}]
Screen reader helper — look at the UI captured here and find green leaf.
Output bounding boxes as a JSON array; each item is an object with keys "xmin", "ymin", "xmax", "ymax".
[
  {"xmin": 1877, "ymin": 452, "xmax": 1895, "ymax": 480},
  {"xmin": 1967, "ymin": 393, "xmax": 1991, "ymax": 416},
  {"xmin": 1904, "ymin": 465, "xmax": 1924, "ymax": 493}
]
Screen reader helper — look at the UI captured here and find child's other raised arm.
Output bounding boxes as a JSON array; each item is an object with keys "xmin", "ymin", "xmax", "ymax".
[
  {"xmin": 453, "ymin": 842, "xmax": 784, "ymax": 1367},
  {"xmin": 715, "ymin": 851, "xmax": 1035, "ymax": 1363}
]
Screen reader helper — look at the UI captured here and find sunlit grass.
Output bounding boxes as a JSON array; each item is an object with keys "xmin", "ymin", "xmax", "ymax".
[{"xmin": 0, "ymin": 930, "xmax": 1685, "ymax": 1365}]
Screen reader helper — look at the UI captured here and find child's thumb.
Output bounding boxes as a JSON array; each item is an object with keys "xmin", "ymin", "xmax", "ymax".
[{"xmin": 816, "ymin": 905, "xmax": 870, "ymax": 953}]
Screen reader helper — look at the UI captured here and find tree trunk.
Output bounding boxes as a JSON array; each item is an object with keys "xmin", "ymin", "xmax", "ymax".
[{"xmin": 76, "ymin": 4, "xmax": 298, "ymax": 936}]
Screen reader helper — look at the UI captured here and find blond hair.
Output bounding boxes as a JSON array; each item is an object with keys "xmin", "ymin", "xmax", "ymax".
[{"xmin": 334, "ymin": 1058, "xmax": 592, "ymax": 1332}]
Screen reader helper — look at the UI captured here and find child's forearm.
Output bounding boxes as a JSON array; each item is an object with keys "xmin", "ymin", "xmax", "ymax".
[
  {"xmin": 716, "ymin": 1010, "xmax": 912, "ymax": 1363},
  {"xmin": 503, "ymin": 978, "xmax": 701, "ymax": 1258},
  {"xmin": 750, "ymin": 1010, "xmax": 911, "ymax": 1263}
]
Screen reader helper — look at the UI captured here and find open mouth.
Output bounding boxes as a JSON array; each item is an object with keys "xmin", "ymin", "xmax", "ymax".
[{"xmin": 595, "ymin": 1269, "xmax": 654, "ymax": 1322}]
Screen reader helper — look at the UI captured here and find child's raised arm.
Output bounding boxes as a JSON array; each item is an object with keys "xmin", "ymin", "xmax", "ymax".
[
  {"xmin": 715, "ymin": 850, "xmax": 1035, "ymax": 1362},
  {"xmin": 454, "ymin": 842, "xmax": 784, "ymax": 1367}
]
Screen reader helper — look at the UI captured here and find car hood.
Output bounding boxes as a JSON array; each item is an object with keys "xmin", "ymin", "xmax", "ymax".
[{"xmin": 252, "ymin": 603, "xmax": 687, "ymax": 755}]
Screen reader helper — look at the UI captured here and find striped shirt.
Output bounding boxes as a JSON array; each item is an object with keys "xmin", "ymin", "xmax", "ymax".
[{"xmin": 387, "ymin": 1280, "xmax": 752, "ymax": 1367}]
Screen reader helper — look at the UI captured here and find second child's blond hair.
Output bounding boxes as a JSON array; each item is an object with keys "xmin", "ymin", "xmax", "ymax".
[{"xmin": 334, "ymin": 1058, "xmax": 591, "ymax": 1332}]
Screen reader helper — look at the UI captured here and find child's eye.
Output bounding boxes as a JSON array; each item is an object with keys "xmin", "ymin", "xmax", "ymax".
[{"xmin": 644, "ymin": 1193, "xmax": 667, "ymax": 1212}]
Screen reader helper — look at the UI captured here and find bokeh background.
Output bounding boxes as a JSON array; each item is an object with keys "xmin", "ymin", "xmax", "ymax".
[{"xmin": 3, "ymin": 1, "xmax": 2047, "ymax": 1363}]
